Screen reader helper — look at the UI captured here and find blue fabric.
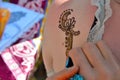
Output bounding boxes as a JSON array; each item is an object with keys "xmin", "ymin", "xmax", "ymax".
[
  {"xmin": 0, "ymin": 2, "xmax": 44, "ymax": 52},
  {"xmin": 66, "ymin": 57, "xmax": 84, "ymax": 80}
]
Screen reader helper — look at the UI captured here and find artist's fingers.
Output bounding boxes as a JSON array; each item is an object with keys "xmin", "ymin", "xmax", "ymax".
[
  {"xmin": 69, "ymin": 48, "xmax": 92, "ymax": 69},
  {"xmin": 81, "ymin": 42, "xmax": 106, "ymax": 70},
  {"xmin": 68, "ymin": 48, "xmax": 94, "ymax": 79},
  {"xmin": 46, "ymin": 66, "xmax": 78, "ymax": 80},
  {"xmin": 96, "ymin": 40, "xmax": 120, "ymax": 70}
]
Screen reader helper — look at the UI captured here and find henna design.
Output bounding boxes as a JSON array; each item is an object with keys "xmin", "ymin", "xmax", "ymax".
[{"xmin": 58, "ymin": 9, "xmax": 80, "ymax": 56}]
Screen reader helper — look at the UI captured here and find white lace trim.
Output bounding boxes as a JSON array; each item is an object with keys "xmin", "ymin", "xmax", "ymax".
[{"xmin": 88, "ymin": 0, "xmax": 112, "ymax": 42}]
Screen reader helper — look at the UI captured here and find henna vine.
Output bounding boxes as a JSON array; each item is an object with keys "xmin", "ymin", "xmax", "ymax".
[{"xmin": 58, "ymin": 9, "xmax": 80, "ymax": 56}]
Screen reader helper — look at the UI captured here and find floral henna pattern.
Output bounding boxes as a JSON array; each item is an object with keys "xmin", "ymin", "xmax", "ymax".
[{"xmin": 58, "ymin": 9, "xmax": 80, "ymax": 56}]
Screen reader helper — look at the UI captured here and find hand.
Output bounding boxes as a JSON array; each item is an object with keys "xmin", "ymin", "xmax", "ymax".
[
  {"xmin": 69, "ymin": 40, "xmax": 120, "ymax": 80},
  {"xmin": 46, "ymin": 66, "xmax": 79, "ymax": 80}
]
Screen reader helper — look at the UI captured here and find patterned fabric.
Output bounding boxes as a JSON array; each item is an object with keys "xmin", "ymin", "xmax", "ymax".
[
  {"xmin": 17, "ymin": 0, "xmax": 46, "ymax": 43},
  {"xmin": 0, "ymin": 0, "xmax": 47, "ymax": 80},
  {"xmin": 0, "ymin": 2, "xmax": 44, "ymax": 52},
  {"xmin": 0, "ymin": 41, "xmax": 36, "ymax": 80},
  {"xmin": 0, "ymin": 56, "xmax": 15, "ymax": 80},
  {"xmin": 10, "ymin": 0, "xmax": 45, "ymax": 44}
]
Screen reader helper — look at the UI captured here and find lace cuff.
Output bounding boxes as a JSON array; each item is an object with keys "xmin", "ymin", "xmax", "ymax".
[{"xmin": 88, "ymin": 0, "xmax": 112, "ymax": 42}]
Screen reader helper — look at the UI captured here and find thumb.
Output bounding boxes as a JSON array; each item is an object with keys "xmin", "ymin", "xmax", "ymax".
[
  {"xmin": 46, "ymin": 66, "xmax": 79, "ymax": 80},
  {"xmin": 57, "ymin": 66, "xmax": 79, "ymax": 79},
  {"xmin": 55, "ymin": 66, "xmax": 79, "ymax": 80}
]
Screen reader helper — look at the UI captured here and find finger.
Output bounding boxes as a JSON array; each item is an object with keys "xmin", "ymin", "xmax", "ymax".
[
  {"xmin": 53, "ymin": 66, "xmax": 79, "ymax": 80},
  {"xmin": 96, "ymin": 40, "xmax": 120, "ymax": 69},
  {"xmin": 81, "ymin": 42, "xmax": 106, "ymax": 69},
  {"xmin": 68, "ymin": 48, "xmax": 93, "ymax": 75}
]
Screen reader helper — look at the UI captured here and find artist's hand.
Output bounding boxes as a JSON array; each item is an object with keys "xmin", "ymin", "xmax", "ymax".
[
  {"xmin": 46, "ymin": 40, "xmax": 120, "ymax": 80},
  {"xmin": 69, "ymin": 40, "xmax": 120, "ymax": 80},
  {"xmin": 46, "ymin": 66, "xmax": 79, "ymax": 80}
]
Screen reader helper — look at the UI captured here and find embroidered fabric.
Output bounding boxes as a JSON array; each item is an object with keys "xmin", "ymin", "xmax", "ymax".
[
  {"xmin": 1, "ymin": 41, "xmax": 37, "ymax": 80},
  {"xmin": 0, "ymin": 0, "xmax": 46, "ymax": 80},
  {"xmin": 88, "ymin": 0, "xmax": 112, "ymax": 42}
]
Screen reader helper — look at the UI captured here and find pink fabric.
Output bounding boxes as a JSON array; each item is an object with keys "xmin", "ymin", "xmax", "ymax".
[
  {"xmin": 14, "ymin": 23, "xmax": 40, "ymax": 44},
  {"xmin": 0, "ymin": 56, "xmax": 15, "ymax": 80},
  {"xmin": 0, "ymin": 41, "xmax": 37, "ymax": 80},
  {"xmin": 0, "ymin": 0, "xmax": 47, "ymax": 80},
  {"xmin": 23, "ymin": 0, "xmax": 44, "ymax": 13}
]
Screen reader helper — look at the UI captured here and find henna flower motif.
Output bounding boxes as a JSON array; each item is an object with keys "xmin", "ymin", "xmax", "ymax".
[{"xmin": 58, "ymin": 9, "xmax": 80, "ymax": 56}]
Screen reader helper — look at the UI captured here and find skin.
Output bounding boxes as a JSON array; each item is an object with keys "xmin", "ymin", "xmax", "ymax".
[
  {"xmin": 43, "ymin": 0, "xmax": 120, "ymax": 79},
  {"xmin": 103, "ymin": 0, "xmax": 120, "ymax": 63},
  {"xmin": 114, "ymin": 0, "xmax": 120, "ymax": 4},
  {"xmin": 46, "ymin": 41, "xmax": 120, "ymax": 80},
  {"xmin": 43, "ymin": 0, "xmax": 96, "ymax": 73},
  {"xmin": 46, "ymin": 66, "xmax": 79, "ymax": 80}
]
